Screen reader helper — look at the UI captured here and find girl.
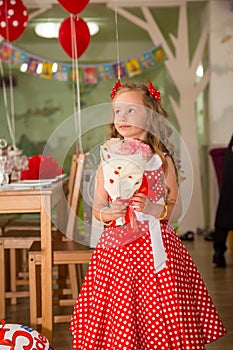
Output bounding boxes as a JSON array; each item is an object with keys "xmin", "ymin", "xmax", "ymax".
[{"xmin": 70, "ymin": 81, "xmax": 226, "ymax": 349}]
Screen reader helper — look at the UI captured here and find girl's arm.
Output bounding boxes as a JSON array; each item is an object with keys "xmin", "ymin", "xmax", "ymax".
[
  {"xmin": 93, "ymin": 165, "xmax": 127, "ymax": 224},
  {"xmin": 164, "ymin": 155, "xmax": 182, "ymax": 221}
]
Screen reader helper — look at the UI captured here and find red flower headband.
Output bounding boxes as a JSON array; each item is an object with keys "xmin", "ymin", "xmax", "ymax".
[{"xmin": 110, "ymin": 78, "xmax": 161, "ymax": 102}]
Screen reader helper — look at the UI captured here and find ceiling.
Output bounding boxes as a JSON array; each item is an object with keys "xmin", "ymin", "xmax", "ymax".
[
  {"xmin": 5, "ymin": 0, "xmax": 210, "ymax": 63},
  {"xmin": 24, "ymin": 0, "xmax": 209, "ymax": 7}
]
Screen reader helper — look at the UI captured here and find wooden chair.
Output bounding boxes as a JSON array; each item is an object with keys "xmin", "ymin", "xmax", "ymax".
[
  {"xmin": 0, "ymin": 230, "xmax": 41, "ymax": 319},
  {"xmin": 0, "ymin": 215, "xmax": 17, "ymax": 235},
  {"xmin": 28, "ymin": 153, "xmax": 94, "ymax": 327},
  {"xmin": 28, "ymin": 241, "xmax": 94, "ymax": 327},
  {"xmin": 0, "ymin": 154, "xmax": 79, "ymax": 320}
]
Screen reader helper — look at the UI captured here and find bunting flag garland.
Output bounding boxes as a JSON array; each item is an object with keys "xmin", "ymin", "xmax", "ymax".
[{"xmin": 0, "ymin": 41, "xmax": 167, "ymax": 86}]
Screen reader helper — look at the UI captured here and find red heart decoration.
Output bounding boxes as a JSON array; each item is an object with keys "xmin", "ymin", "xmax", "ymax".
[
  {"xmin": 58, "ymin": 0, "xmax": 89, "ymax": 14},
  {"xmin": 58, "ymin": 16, "xmax": 90, "ymax": 58},
  {"xmin": 0, "ymin": 0, "xmax": 28, "ymax": 42},
  {"xmin": 20, "ymin": 155, "xmax": 64, "ymax": 180}
]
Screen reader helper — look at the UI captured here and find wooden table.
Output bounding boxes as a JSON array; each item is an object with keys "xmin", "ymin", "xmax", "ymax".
[{"xmin": 0, "ymin": 179, "xmax": 67, "ymax": 340}]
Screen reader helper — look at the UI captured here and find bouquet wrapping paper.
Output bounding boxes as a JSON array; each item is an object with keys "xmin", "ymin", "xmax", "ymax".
[{"xmin": 100, "ymin": 138, "xmax": 152, "ymax": 226}]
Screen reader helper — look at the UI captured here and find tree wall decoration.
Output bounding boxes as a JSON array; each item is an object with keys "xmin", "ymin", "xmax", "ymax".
[{"xmin": 108, "ymin": 2, "xmax": 210, "ymax": 232}]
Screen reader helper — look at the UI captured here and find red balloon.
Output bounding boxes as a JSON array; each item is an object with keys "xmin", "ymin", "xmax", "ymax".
[
  {"xmin": 58, "ymin": 0, "xmax": 89, "ymax": 14},
  {"xmin": 58, "ymin": 16, "xmax": 90, "ymax": 58},
  {"xmin": 0, "ymin": 0, "xmax": 28, "ymax": 42}
]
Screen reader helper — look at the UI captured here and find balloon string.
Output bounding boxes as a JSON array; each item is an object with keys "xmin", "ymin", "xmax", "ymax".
[
  {"xmin": 9, "ymin": 61, "xmax": 15, "ymax": 143},
  {"xmin": 0, "ymin": 58, "xmax": 15, "ymax": 147},
  {"xmin": 114, "ymin": 0, "xmax": 121, "ymax": 81},
  {"xmin": 70, "ymin": 16, "xmax": 78, "ymax": 128},
  {"xmin": 3, "ymin": 1, "xmax": 16, "ymax": 147},
  {"xmin": 70, "ymin": 14, "xmax": 83, "ymax": 154}
]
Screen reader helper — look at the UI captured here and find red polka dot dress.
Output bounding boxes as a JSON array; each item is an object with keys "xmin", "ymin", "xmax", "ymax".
[{"xmin": 70, "ymin": 156, "xmax": 227, "ymax": 349}]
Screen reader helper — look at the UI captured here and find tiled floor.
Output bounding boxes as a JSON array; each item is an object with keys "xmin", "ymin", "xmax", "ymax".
[{"xmin": 4, "ymin": 233, "xmax": 233, "ymax": 349}]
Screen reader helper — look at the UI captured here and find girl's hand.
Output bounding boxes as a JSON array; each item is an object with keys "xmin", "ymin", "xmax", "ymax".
[
  {"xmin": 101, "ymin": 200, "xmax": 128, "ymax": 222},
  {"xmin": 131, "ymin": 193, "xmax": 163, "ymax": 217},
  {"xmin": 131, "ymin": 193, "xmax": 152, "ymax": 215},
  {"xmin": 110, "ymin": 200, "xmax": 128, "ymax": 220}
]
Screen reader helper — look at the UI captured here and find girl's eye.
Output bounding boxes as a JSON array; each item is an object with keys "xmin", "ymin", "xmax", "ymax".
[
  {"xmin": 128, "ymin": 107, "xmax": 136, "ymax": 114},
  {"xmin": 114, "ymin": 109, "xmax": 121, "ymax": 116}
]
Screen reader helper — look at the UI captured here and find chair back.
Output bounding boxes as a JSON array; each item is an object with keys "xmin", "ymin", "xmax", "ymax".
[
  {"xmin": 65, "ymin": 153, "xmax": 85, "ymax": 240},
  {"xmin": 66, "ymin": 154, "xmax": 78, "ymax": 205}
]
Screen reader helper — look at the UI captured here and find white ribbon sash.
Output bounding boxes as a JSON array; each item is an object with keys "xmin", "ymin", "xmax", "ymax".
[
  {"xmin": 135, "ymin": 154, "xmax": 167, "ymax": 273},
  {"xmin": 135, "ymin": 211, "xmax": 167, "ymax": 273}
]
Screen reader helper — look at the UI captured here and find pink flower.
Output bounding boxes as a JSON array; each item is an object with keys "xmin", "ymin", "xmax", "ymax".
[
  {"xmin": 119, "ymin": 141, "xmax": 137, "ymax": 155},
  {"xmin": 137, "ymin": 142, "xmax": 152, "ymax": 160},
  {"xmin": 105, "ymin": 138, "xmax": 152, "ymax": 160}
]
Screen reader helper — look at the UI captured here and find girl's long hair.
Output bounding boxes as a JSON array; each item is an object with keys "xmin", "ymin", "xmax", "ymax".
[{"xmin": 108, "ymin": 82, "xmax": 182, "ymax": 184}]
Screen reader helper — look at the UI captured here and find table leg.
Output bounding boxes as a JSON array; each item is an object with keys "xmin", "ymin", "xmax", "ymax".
[
  {"xmin": 0, "ymin": 240, "xmax": 5, "ymax": 319},
  {"xmin": 41, "ymin": 195, "xmax": 53, "ymax": 341}
]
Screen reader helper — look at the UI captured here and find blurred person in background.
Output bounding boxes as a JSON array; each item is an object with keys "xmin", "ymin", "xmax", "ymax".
[{"xmin": 213, "ymin": 134, "xmax": 233, "ymax": 267}]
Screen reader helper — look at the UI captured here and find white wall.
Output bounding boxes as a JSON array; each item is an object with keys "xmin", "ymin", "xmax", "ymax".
[{"xmin": 209, "ymin": 0, "xmax": 233, "ymax": 145}]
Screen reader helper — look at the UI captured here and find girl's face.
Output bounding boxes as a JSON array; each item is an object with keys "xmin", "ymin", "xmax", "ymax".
[{"xmin": 113, "ymin": 91, "xmax": 149, "ymax": 141}]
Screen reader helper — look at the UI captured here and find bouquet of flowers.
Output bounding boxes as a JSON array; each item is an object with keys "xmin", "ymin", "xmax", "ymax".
[{"xmin": 100, "ymin": 138, "xmax": 152, "ymax": 226}]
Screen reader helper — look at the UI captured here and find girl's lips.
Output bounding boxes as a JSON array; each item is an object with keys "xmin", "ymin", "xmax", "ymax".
[{"xmin": 119, "ymin": 125, "xmax": 131, "ymax": 128}]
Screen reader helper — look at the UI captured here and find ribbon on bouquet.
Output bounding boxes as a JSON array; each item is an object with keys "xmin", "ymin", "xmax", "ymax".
[
  {"xmin": 118, "ymin": 175, "xmax": 149, "ymax": 231},
  {"xmin": 119, "ymin": 198, "xmax": 138, "ymax": 231}
]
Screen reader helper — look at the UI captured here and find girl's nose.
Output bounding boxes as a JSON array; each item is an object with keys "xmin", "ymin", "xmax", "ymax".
[{"xmin": 118, "ymin": 110, "xmax": 127, "ymax": 121}]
